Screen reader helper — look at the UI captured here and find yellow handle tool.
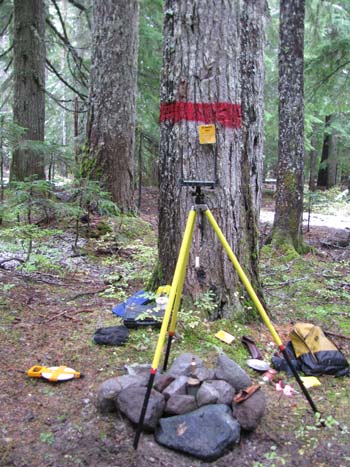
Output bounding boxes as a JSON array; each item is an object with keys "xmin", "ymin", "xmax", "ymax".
[{"xmin": 27, "ymin": 365, "xmax": 81, "ymax": 382}]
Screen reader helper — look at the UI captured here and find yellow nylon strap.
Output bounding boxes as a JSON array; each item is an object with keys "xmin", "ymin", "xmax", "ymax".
[{"xmin": 48, "ymin": 366, "xmax": 80, "ymax": 381}]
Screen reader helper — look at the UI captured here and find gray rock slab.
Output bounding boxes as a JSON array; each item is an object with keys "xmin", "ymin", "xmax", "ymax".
[
  {"xmin": 154, "ymin": 374, "xmax": 175, "ymax": 393},
  {"xmin": 162, "ymin": 375, "xmax": 188, "ymax": 400},
  {"xmin": 124, "ymin": 363, "xmax": 152, "ymax": 377},
  {"xmin": 167, "ymin": 353, "xmax": 204, "ymax": 377},
  {"xmin": 196, "ymin": 381, "xmax": 219, "ymax": 407},
  {"xmin": 96, "ymin": 375, "xmax": 144, "ymax": 413},
  {"xmin": 232, "ymin": 389, "xmax": 266, "ymax": 431},
  {"xmin": 215, "ymin": 353, "xmax": 251, "ymax": 391},
  {"xmin": 155, "ymin": 404, "xmax": 240, "ymax": 461},
  {"xmin": 193, "ymin": 366, "xmax": 215, "ymax": 382},
  {"xmin": 165, "ymin": 394, "xmax": 197, "ymax": 415},
  {"xmin": 210, "ymin": 379, "xmax": 235, "ymax": 405},
  {"xmin": 117, "ymin": 385, "xmax": 165, "ymax": 431},
  {"xmin": 96, "ymin": 377, "xmax": 122, "ymax": 413}
]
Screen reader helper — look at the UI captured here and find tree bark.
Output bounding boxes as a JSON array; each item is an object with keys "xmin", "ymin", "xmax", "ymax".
[
  {"xmin": 272, "ymin": 0, "xmax": 305, "ymax": 251},
  {"xmin": 327, "ymin": 133, "xmax": 338, "ymax": 188},
  {"xmin": 87, "ymin": 0, "xmax": 139, "ymax": 211},
  {"xmin": 317, "ymin": 114, "xmax": 332, "ymax": 189},
  {"xmin": 158, "ymin": 0, "xmax": 266, "ymax": 317},
  {"xmin": 308, "ymin": 131, "xmax": 318, "ymax": 192},
  {"xmin": 11, "ymin": 0, "xmax": 46, "ymax": 181},
  {"xmin": 240, "ymin": 0, "xmax": 267, "ymax": 293}
]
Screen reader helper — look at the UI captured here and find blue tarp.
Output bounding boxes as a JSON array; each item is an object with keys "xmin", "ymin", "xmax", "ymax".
[{"xmin": 112, "ymin": 290, "xmax": 151, "ymax": 318}]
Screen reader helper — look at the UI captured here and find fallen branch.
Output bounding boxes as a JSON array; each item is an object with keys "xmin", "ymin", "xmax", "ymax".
[
  {"xmin": 0, "ymin": 257, "xmax": 25, "ymax": 268},
  {"xmin": 46, "ymin": 307, "xmax": 96, "ymax": 322},
  {"xmin": 264, "ymin": 276, "xmax": 308, "ymax": 290},
  {"xmin": 66, "ymin": 287, "xmax": 108, "ymax": 301},
  {"xmin": 62, "ymin": 314, "xmax": 79, "ymax": 322},
  {"xmin": 325, "ymin": 331, "xmax": 350, "ymax": 341},
  {"xmin": 47, "ymin": 310, "xmax": 68, "ymax": 321}
]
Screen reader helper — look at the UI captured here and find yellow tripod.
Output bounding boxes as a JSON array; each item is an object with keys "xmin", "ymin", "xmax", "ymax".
[{"xmin": 133, "ymin": 186, "xmax": 319, "ymax": 449}]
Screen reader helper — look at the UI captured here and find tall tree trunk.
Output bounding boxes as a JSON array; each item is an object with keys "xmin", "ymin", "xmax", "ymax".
[
  {"xmin": 317, "ymin": 114, "xmax": 332, "ymax": 189},
  {"xmin": 11, "ymin": 0, "xmax": 46, "ymax": 181},
  {"xmin": 158, "ymin": 0, "xmax": 266, "ymax": 317},
  {"xmin": 272, "ymin": 0, "xmax": 305, "ymax": 251},
  {"xmin": 308, "ymin": 131, "xmax": 318, "ymax": 192},
  {"xmin": 327, "ymin": 134, "xmax": 337, "ymax": 188},
  {"xmin": 240, "ymin": 0, "xmax": 267, "ymax": 293},
  {"xmin": 87, "ymin": 0, "xmax": 139, "ymax": 211}
]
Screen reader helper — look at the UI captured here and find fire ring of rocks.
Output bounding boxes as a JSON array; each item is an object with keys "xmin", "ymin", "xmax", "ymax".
[{"xmin": 97, "ymin": 352, "xmax": 266, "ymax": 461}]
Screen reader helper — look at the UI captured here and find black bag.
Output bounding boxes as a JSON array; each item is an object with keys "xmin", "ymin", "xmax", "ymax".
[{"xmin": 93, "ymin": 325, "xmax": 129, "ymax": 346}]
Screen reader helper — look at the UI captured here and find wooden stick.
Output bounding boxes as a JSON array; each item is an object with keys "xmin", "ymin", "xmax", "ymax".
[{"xmin": 325, "ymin": 331, "xmax": 350, "ymax": 341}]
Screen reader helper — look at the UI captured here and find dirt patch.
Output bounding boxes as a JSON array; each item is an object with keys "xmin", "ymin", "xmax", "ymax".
[{"xmin": 1, "ymin": 189, "xmax": 350, "ymax": 467}]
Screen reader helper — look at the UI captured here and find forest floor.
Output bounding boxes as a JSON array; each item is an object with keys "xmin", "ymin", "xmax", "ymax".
[{"xmin": 1, "ymin": 187, "xmax": 350, "ymax": 467}]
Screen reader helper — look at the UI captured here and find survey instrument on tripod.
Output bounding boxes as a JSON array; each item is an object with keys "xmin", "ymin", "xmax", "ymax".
[{"xmin": 133, "ymin": 183, "xmax": 320, "ymax": 450}]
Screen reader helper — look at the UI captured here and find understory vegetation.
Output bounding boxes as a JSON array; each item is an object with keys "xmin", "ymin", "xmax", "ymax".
[{"xmin": 0, "ymin": 188, "xmax": 350, "ymax": 466}]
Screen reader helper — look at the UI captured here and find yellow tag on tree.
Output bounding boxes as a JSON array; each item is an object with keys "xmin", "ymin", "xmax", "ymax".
[{"xmin": 198, "ymin": 124, "xmax": 216, "ymax": 144}]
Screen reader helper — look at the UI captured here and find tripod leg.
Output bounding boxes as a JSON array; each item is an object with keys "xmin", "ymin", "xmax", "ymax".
[
  {"xmin": 133, "ymin": 208, "xmax": 197, "ymax": 449},
  {"xmin": 163, "ymin": 215, "xmax": 195, "ymax": 371},
  {"xmin": 204, "ymin": 208, "xmax": 320, "ymax": 415}
]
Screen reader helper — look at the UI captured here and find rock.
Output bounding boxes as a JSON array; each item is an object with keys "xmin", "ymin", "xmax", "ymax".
[
  {"xmin": 165, "ymin": 394, "xmax": 197, "ymax": 415},
  {"xmin": 96, "ymin": 375, "xmax": 144, "ymax": 413},
  {"xmin": 162, "ymin": 375, "xmax": 188, "ymax": 400},
  {"xmin": 96, "ymin": 378, "xmax": 122, "ymax": 413},
  {"xmin": 154, "ymin": 374, "xmax": 175, "ymax": 393},
  {"xmin": 193, "ymin": 366, "xmax": 215, "ymax": 382},
  {"xmin": 232, "ymin": 389, "xmax": 266, "ymax": 431},
  {"xmin": 124, "ymin": 363, "xmax": 162, "ymax": 386},
  {"xmin": 116, "ymin": 386, "xmax": 165, "ymax": 431},
  {"xmin": 124, "ymin": 363, "xmax": 152, "ymax": 377},
  {"xmin": 215, "ymin": 353, "xmax": 251, "ymax": 391},
  {"xmin": 196, "ymin": 381, "xmax": 219, "ymax": 407},
  {"xmin": 209, "ymin": 379, "xmax": 235, "ymax": 405},
  {"xmin": 155, "ymin": 404, "xmax": 240, "ymax": 461},
  {"xmin": 167, "ymin": 353, "xmax": 203, "ymax": 377}
]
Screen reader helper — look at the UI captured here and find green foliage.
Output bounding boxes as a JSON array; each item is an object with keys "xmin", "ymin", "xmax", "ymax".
[
  {"xmin": 138, "ymin": 0, "xmax": 163, "ymax": 139},
  {"xmin": 136, "ymin": 0, "xmax": 163, "ymax": 185},
  {"xmin": 180, "ymin": 290, "xmax": 218, "ymax": 330},
  {"xmin": 39, "ymin": 432, "xmax": 55, "ymax": 445},
  {"xmin": 305, "ymin": 186, "xmax": 350, "ymax": 215},
  {"xmin": 101, "ymin": 239, "xmax": 157, "ymax": 299},
  {"xmin": 3, "ymin": 179, "xmax": 56, "ymax": 224},
  {"xmin": 264, "ymin": 0, "xmax": 350, "ymax": 182}
]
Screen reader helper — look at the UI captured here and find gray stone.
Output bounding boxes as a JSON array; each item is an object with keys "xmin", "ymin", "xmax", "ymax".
[
  {"xmin": 124, "ymin": 363, "xmax": 152, "ymax": 377},
  {"xmin": 210, "ymin": 379, "xmax": 235, "ymax": 405},
  {"xmin": 214, "ymin": 353, "xmax": 251, "ymax": 392},
  {"xmin": 116, "ymin": 385, "xmax": 165, "ymax": 431},
  {"xmin": 165, "ymin": 394, "xmax": 197, "ymax": 415},
  {"xmin": 96, "ymin": 378, "xmax": 122, "ymax": 413},
  {"xmin": 196, "ymin": 381, "xmax": 219, "ymax": 407},
  {"xmin": 155, "ymin": 404, "xmax": 240, "ymax": 461},
  {"xmin": 232, "ymin": 389, "xmax": 266, "ymax": 431},
  {"xmin": 154, "ymin": 374, "xmax": 175, "ymax": 393},
  {"xmin": 96, "ymin": 375, "xmax": 144, "ymax": 413},
  {"xmin": 167, "ymin": 353, "xmax": 203, "ymax": 377},
  {"xmin": 162, "ymin": 375, "xmax": 188, "ymax": 400},
  {"xmin": 193, "ymin": 366, "xmax": 215, "ymax": 382},
  {"xmin": 117, "ymin": 374, "xmax": 147, "ymax": 389}
]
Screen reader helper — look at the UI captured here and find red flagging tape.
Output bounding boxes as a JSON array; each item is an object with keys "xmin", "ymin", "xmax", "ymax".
[{"xmin": 159, "ymin": 102, "xmax": 242, "ymax": 128}]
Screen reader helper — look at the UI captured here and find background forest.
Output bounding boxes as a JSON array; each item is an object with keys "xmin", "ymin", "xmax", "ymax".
[{"xmin": 0, "ymin": 0, "xmax": 349, "ymax": 193}]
